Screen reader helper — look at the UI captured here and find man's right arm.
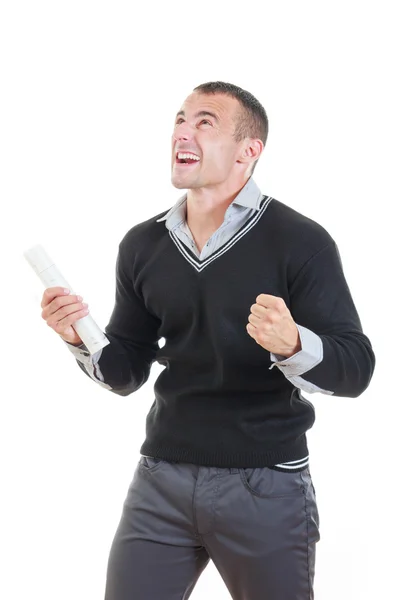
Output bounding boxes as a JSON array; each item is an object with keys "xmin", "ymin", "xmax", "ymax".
[
  {"xmin": 41, "ymin": 235, "xmax": 160, "ymax": 396},
  {"xmin": 63, "ymin": 319, "xmax": 160, "ymax": 397},
  {"xmin": 65, "ymin": 240, "xmax": 161, "ymax": 396}
]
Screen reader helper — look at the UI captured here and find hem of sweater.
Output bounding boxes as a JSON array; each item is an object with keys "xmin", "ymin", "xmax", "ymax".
[{"xmin": 140, "ymin": 435, "xmax": 309, "ymax": 469}]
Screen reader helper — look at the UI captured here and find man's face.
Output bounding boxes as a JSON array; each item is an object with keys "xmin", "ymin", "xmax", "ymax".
[{"xmin": 171, "ymin": 92, "xmax": 244, "ymax": 190}]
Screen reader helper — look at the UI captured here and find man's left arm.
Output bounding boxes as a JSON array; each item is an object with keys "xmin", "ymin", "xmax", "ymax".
[{"xmin": 247, "ymin": 242, "xmax": 375, "ymax": 397}]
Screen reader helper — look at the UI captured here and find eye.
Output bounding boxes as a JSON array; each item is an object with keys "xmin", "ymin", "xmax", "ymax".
[
  {"xmin": 175, "ymin": 118, "xmax": 184, "ymax": 125},
  {"xmin": 200, "ymin": 119, "xmax": 212, "ymax": 126}
]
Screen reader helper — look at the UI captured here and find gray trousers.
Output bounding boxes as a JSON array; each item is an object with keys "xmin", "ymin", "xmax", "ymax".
[{"xmin": 104, "ymin": 456, "xmax": 320, "ymax": 599}]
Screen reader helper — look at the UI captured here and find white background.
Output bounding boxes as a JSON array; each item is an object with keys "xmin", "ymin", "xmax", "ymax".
[{"xmin": 1, "ymin": 1, "xmax": 398, "ymax": 598}]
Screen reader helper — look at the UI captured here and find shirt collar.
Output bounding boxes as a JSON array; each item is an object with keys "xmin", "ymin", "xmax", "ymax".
[{"xmin": 156, "ymin": 177, "xmax": 263, "ymax": 229}]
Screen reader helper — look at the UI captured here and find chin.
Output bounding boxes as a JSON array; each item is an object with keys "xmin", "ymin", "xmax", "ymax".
[
  {"xmin": 171, "ymin": 179, "xmax": 188, "ymax": 190},
  {"xmin": 171, "ymin": 173, "xmax": 192, "ymax": 189}
]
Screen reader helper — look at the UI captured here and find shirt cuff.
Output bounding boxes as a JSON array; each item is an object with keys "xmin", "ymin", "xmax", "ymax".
[
  {"xmin": 63, "ymin": 339, "xmax": 103, "ymax": 365},
  {"xmin": 269, "ymin": 324, "xmax": 323, "ymax": 377}
]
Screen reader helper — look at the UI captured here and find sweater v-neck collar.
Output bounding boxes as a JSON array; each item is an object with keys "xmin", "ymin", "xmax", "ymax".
[{"xmin": 168, "ymin": 195, "xmax": 273, "ymax": 272}]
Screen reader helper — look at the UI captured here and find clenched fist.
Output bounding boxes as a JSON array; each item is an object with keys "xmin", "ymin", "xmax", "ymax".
[{"xmin": 246, "ymin": 294, "xmax": 301, "ymax": 358}]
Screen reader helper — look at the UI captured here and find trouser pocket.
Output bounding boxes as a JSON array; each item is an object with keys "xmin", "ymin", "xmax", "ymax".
[{"xmin": 239, "ymin": 465, "xmax": 306, "ymax": 498}]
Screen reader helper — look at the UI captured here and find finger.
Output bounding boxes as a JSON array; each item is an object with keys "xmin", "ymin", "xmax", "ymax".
[
  {"xmin": 250, "ymin": 303, "xmax": 268, "ymax": 318},
  {"xmin": 49, "ymin": 304, "xmax": 89, "ymax": 331},
  {"xmin": 42, "ymin": 294, "xmax": 85, "ymax": 321},
  {"xmin": 246, "ymin": 323, "xmax": 257, "ymax": 336},
  {"xmin": 247, "ymin": 323, "xmax": 262, "ymax": 345},
  {"xmin": 256, "ymin": 294, "xmax": 285, "ymax": 310},
  {"xmin": 248, "ymin": 313, "xmax": 262, "ymax": 328},
  {"xmin": 42, "ymin": 293, "xmax": 80, "ymax": 320},
  {"xmin": 41, "ymin": 287, "xmax": 70, "ymax": 309}
]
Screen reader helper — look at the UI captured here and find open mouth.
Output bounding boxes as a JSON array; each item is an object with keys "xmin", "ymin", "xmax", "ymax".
[{"xmin": 175, "ymin": 151, "xmax": 201, "ymax": 166}]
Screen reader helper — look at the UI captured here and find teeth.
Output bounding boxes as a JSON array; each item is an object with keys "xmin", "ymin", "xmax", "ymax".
[{"xmin": 177, "ymin": 152, "xmax": 200, "ymax": 161}]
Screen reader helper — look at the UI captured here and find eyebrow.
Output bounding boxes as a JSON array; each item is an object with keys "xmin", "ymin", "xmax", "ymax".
[{"xmin": 176, "ymin": 110, "xmax": 219, "ymax": 122}]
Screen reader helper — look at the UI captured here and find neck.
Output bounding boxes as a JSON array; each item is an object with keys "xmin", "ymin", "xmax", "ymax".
[{"xmin": 186, "ymin": 178, "xmax": 249, "ymax": 232}]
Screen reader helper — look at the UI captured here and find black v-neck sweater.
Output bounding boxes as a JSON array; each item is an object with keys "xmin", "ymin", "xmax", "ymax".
[{"xmin": 80, "ymin": 196, "xmax": 375, "ymax": 468}]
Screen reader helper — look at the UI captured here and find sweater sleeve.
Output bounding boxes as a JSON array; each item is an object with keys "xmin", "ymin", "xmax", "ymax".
[
  {"xmin": 71, "ymin": 241, "xmax": 161, "ymax": 397},
  {"xmin": 270, "ymin": 241, "xmax": 375, "ymax": 397}
]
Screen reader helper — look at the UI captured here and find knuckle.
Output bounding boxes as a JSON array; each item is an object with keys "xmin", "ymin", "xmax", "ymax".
[
  {"xmin": 261, "ymin": 313, "xmax": 269, "ymax": 325},
  {"xmin": 62, "ymin": 305, "xmax": 74, "ymax": 319},
  {"xmin": 52, "ymin": 297, "xmax": 61, "ymax": 309},
  {"xmin": 41, "ymin": 294, "xmax": 50, "ymax": 308},
  {"xmin": 277, "ymin": 297, "xmax": 286, "ymax": 310},
  {"xmin": 262, "ymin": 322, "xmax": 270, "ymax": 334}
]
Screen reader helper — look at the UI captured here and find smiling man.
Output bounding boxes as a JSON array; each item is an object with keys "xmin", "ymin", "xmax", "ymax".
[{"xmin": 40, "ymin": 81, "xmax": 375, "ymax": 599}]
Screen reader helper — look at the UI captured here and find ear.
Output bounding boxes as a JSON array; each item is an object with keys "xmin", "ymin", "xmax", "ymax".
[{"xmin": 237, "ymin": 139, "xmax": 264, "ymax": 165}]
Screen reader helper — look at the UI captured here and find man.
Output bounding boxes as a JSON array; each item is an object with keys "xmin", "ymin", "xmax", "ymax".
[{"xmin": 40, "ymin": 81, "xmax": 375, "ymax": 599}]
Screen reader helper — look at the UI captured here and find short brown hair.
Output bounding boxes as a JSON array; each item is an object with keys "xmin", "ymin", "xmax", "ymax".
[{"xmin": 193, "ymin": 81, "xmax": 268, "ymax": 174}]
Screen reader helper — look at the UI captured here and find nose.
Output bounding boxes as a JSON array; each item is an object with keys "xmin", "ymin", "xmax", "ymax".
[{"xmin": 173, "ymin": 121, "xmax": 193, "ymax": 142}]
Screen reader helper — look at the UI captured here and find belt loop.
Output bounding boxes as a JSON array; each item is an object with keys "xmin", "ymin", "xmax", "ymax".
[{"xmin": 229, "ymin": 467, "xmax": 239, "ymax": 474}]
